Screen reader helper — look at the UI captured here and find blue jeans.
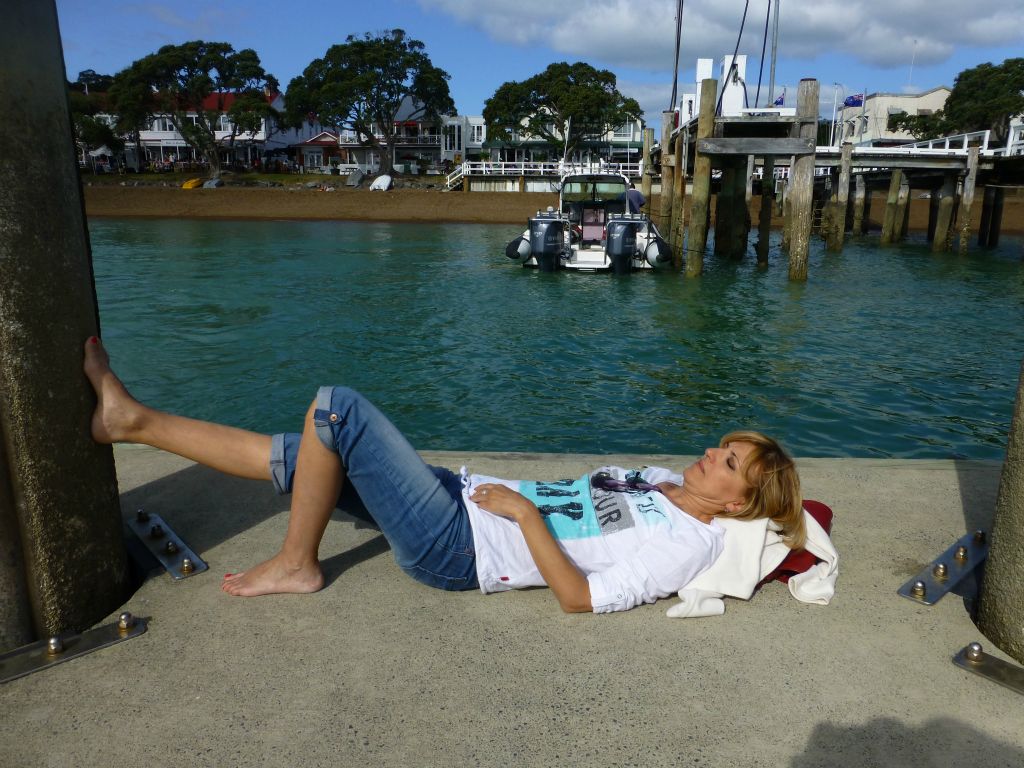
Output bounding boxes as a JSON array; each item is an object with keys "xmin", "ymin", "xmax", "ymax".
[{"xmin": 269, "ymin": 387, "xmax": 478, "ymax": 591}]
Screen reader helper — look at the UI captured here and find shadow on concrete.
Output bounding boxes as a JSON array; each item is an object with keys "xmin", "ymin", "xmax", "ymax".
[
  {"xmin": 118, "ymin": 462, "xmax": 391, "ymax": 585},
  {"xmin": 952, "ymin": 459, "xmax": 1002, "ymax": 622},
  {"xmin": 792, "ymin": 717, "xmax": 1024, "ymax": 768}
]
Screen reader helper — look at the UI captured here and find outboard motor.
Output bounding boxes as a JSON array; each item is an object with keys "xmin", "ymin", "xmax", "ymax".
[
  {"xmin": 606, "ymin": 220, "xmax": 640, "ymax": 275},
  {"xmin": 505, "ymin": 235, "xmax": 531, "ymax": 264},
  {"xmin": 529, "ymin": 215, "xmax": 565, "ymax": 272},
  {"xmin": 644, "ymin": 235, "xmax": 673, "ymax": 270}
]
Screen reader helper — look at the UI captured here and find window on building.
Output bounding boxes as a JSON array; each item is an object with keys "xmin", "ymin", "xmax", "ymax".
[
  {"xmin": 470, "ymin": 124, "xmax": 485, "ymax": 143},
  {"xmin": 613, "ymin": 124, "xmax": 633, "ymax": 139},
  {"xmin": 444, "ymin": 124, "xmax": 462, "ymax": 151}
]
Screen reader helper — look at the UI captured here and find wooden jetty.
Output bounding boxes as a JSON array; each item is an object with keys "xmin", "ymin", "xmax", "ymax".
[{"xmin": 446, "ymin": 77, "xmax": 1022, "ymax": 280}]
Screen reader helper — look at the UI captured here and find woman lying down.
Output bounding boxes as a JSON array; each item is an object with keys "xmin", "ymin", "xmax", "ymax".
[{"xmin": 84, "ymin": 337, "xmax": 810, "ymax": 614}]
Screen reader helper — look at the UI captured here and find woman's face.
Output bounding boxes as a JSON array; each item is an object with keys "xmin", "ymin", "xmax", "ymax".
[{"xmin": 682, "ymin": 440, "xmax": 755, "ymax": 512}]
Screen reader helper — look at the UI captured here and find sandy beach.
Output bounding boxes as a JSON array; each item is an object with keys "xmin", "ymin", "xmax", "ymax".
[{"xmin": 83, "ymin": 183, "xmax": 1024, "ymax": 233}]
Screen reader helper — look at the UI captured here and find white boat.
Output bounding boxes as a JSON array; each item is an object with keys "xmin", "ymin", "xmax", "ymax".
[{"xmin": 505, "ymin": 173, "xmax": 672, "ymax": 273}]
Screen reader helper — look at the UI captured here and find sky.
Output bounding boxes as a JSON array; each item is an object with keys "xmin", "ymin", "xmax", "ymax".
[{"xmin": 56, "ymin": 0, "xmax": 1024, "ymax": 134}]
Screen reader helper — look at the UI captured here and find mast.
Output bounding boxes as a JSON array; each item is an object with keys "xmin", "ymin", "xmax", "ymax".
[{"xmin": 767, "ymin": 0, "xmax": 780, "ymax": 106}]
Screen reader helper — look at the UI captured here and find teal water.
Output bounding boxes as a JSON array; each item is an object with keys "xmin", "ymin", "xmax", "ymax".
[{"xmin": 90, "ymin": 218, "xmax": 1024, "ymax": 459}]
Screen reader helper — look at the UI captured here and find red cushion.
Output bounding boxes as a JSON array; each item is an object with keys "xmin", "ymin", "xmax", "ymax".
[{"xmin": 757, "ymin": 500, "xmax": 833, "ymax": 587}]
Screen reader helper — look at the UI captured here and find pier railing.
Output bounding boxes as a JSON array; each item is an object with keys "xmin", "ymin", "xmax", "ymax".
[{"xmin": 445, "ymin": 160, "xmax": 643, "ymax": 190}]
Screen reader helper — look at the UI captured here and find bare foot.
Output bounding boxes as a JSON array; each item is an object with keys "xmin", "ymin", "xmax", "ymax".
[
  {"xmin": 221, "ymin": 554, "xmax": 324, "ymax": 597},
  {"xmin": 83, "ymin": 337, "xmax": 146, "ymax": 443}
]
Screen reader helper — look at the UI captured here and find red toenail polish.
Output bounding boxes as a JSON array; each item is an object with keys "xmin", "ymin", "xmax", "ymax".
[
  {"xmin": 224, "ymin": 573, "xmax": 233, "ymax": 578},
  {"xmin": 89, "ymin": 336, "xmax": 98, "ymax": 344}
]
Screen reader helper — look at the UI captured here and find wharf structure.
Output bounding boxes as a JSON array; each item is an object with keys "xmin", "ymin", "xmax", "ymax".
[{"xmin": 448, "ymin": 78, "xmax": 1024, "ymax": 281}]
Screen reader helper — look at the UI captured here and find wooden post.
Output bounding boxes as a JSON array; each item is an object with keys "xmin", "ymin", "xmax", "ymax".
[
  {"xmin": 714, "ymin": 159, "xmax": 735, "ymax": 256},
  {"xmin": 880, "ymin": 169, "xmax": 902, "ymax": 245},
  {"xmin": 853, "ymin": 175, "xmax": 866, "ymax": 234},
  {"xmin": 686, "ymin": 78, "xmax": 717, "ymax": 276},
  {"xmin": 518, "ymin": 175, "xmax": 525, "ymax": 193},
  {"xmin": 826, "ymin": 144, "xmax": 852, "ymax": 252},
  {"xmin": 641, "ymin": 128, "xmax": 654, "ymax": 203},
  {"xmin": 979, "ymin": 186, "xmax": 1005, "ymax": 248},
  {"xmin": 978, "ymin": 360, "xmax": 1024, "ymax": 664},
  {"xmin": 957, "ymin": 147, "xmax": 979, "ymax": 254},
  {"xmin": 671, "ymin": 124, "xmax": 686, "ymax": 268},
  {"xmin": 659, "ymin": 111, "xmax": 676, "ymax": 236},
  {"xmin": 745, "ymin": 155, "xmax": 755, "ymax": 207},
  {"xmin": 895, "ymin": 174, "xmax": 911, "ymax": 241},
  {"xmin": 931, "ymin": 174, "xmax": 957, "ymax": 253},
  {"xmin": 781, "ymin": 180, "xmax": 792, "ymax": 252},
  {"xmin": 1, "ymin": 0, "xmax": 129, "ymax": 648},
  {"xmin": 756, "ymin": 157, "xmax": 774, "ymax": 265},
  {"xmin": 788, "ymin": 79, "xmax": 819, "ymax": 281}
]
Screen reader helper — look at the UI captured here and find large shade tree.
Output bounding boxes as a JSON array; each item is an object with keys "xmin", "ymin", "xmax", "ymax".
[
  {"xmin": 109, "ymin": 41, "xmax": 279, "ymax": 176},
  {"xmin": 483, "ymin": 62, "xmax": 641, "ymax": 159},
  {"xmin": 285, "ymin": 29, "xmax": 454, "ymax": 175},
  {"xmin": 890, "ymin": 58, "xmax": 1024, "ymax": 143},
  {"xmin": 68, "ymin": 70, "xmax": 121, "ymax": 156}
]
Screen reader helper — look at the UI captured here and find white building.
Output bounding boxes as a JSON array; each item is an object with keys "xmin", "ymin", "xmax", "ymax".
[
  {"xmin": 678, "ymin": 55, "xmax": 794, "ymax": 124},
  {"xmin": 835, "ymin": 87, "xmax": 951, "ymax": 147}
]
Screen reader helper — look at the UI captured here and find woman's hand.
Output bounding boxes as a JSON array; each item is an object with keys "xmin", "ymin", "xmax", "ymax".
[{"xmin": 470, "ymin": 483, "xmax": 537, "ymax": 524}]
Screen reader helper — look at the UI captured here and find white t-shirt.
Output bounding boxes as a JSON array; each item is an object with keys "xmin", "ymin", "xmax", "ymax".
[{"xmin": 461, "ymin": 466, "xmax": 725, "ymax": 613}]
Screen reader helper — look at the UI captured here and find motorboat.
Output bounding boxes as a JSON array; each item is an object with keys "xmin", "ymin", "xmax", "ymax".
[{"xmin": 505, "ymin": 172, "xmax": 672, "ymax": 273}]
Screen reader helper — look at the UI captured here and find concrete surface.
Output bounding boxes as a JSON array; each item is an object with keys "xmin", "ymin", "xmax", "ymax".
[{"xmin": 1, "ymin": 446, "xmax": 1022, "ymax": 768}]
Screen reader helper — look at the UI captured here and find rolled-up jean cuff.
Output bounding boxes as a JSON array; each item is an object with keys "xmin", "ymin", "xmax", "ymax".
[
  {"xmin": 312, "ymin": 385, "xmax": 339, "ymax": 451},
  {"xmin": 269, "ymin": 432, "xmax": 290, "ymax": 495}
]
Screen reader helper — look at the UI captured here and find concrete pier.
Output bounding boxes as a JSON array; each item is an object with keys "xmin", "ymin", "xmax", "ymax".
[{"xmin": 0, "ymin": 446, "xmax": 1020, "ymax": 766}]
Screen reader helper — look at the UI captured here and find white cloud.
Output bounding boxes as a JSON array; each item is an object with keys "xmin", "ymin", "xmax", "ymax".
[
  {"xmin": 122, "ymin": 3, "xmax": 227, "ymax": 39},
  {"xmin": 418, "ymin": 0, "xmax": 1023, "ymax": 72}
]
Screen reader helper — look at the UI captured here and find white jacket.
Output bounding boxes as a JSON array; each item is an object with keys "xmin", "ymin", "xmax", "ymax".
[{"xmin": 666, "ymin": 509, "xmax": 839, "ymax": 618}]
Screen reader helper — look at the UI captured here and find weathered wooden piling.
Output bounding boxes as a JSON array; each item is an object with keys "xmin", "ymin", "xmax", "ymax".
[
  {"xmin": 880, "ymin": 169, "xmax": 903, "ymax": 245},
  {"xmin": 671, "ymin": 125, "xmax": 686, "ymax": 268},
  {"xmin": 957, "ymin": 147, "xmax": 979, "ymax": 254},
  {"xmin": 787, "ymin": 79, "xmax": 819, "ymax": 280},
  {"xmin": 896, "ymin": 175, "xmax": 911, "ymax": 241},
  {"xmin": 686, "ymin": 78, "xmax": 717, "ymax": 276},
  {"xmin": 852, "ymin": 175, "xmax": 866, "ymax": 234},
  {"xmin": 1, "ymin": 0, "xmax": 129, "ymax": 649},
  {"xmin": 978, "ymin": 359, "xmax": 1024, "ymax": 665},
  {"xmin": 714, "ymin": 160, "xmax": 737, "ymax": 256},
  {"xmin": 930, "ymin": 174, "xmax": 957, "ymax": 252},
  {"xmin": 756, "ymin": 157, "xmax": 775, "ymax": 265},
  {"xmin": 825, "ymin": 144, "xmax": 852, "ymax": 252},
  {"xmin": 978, "ymin": 186, "xmax": 1005, "ymax": 248},
  {"xmin": 641, "ymin": 128, "xmax": 654, "ymax": 204},
  {"xmin": 659, "ymin": 111, "xmax": 676, "ymax": 236}
]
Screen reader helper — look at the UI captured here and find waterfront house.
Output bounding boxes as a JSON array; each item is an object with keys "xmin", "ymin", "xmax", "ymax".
[{"xmin": 835, "ymin": 87, "xmax": 951, "ymax": 147}]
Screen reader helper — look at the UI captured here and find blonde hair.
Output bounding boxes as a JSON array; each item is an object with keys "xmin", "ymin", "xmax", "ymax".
[{"xmin": 717, "ymin": 430, "xmax": 806, "ymax": 550}]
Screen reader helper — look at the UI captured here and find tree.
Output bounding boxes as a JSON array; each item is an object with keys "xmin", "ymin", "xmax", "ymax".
[
  {"xmin": 483, "ymin": 62, "xmax": 641, "ymax": 160},
  {"xmin": 110, "ymin": 41, "xmax": 279, "ymax": 176},
  {"xmin": 285, "ymin": 29, "xmax": 454, "ymax": 175},
  {"xmin": 889, "ymin": 58, "xmax": 1024, "ymax": 143},
  {"xmin": 67, "ymin": 71, "xmax": 122, "ymax": 160},
  {"xmin": 943, "ymin": 58, "xmax": 1024, "ymax": 143}
]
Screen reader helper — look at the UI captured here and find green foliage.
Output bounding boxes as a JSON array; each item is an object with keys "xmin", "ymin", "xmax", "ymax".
[
  {"xmin": 69, "ymin": 69, "xmax": 114, "ymax": 94},
  {"xmin": 889, "ymin": 58, "xmax": 1024, "ymax": 143},
  {"xmin": 285, "ymin": 29, "xmax": 454, "ymax": 174},
  {"xmin": 483, "ymin": 62, "xmax": 641, "ymax": 157},
  {"xmin": 943, "ymin": 58, "xmax": 1024, "ymax": 142},
  {"xmin": 109, "ymin": 41, "xmax": 279, "ymax": 176},
  {"xmin": 887, "ymin": 111, "xmax": 946, "ymax": 139}
]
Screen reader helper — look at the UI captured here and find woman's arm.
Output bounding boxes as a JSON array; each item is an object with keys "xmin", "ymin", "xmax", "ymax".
[{"xmin": 470, "ymin": 483, "xmax": 592, "ymax": 613}]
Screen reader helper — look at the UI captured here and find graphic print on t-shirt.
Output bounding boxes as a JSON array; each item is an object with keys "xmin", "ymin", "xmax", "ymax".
[{"xmin": 518, "ymin": 470, "xmax": 670, "ymax": 541}]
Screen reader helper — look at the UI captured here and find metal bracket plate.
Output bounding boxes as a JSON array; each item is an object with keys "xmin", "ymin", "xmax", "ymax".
[
  {"xmin": 953, "ymin": 642, "xmax": 1024, "ymax": 695},
  {"xmin": 898, "ymin": 530, "xmax": 988, "ymax": 605},
  {"xmin": 127, "ymin": 510, "xmax": 208, "ymax": 579},
  {"xmin": 0, "ymin": 613, "xmax": 147, "ymax": 684}
]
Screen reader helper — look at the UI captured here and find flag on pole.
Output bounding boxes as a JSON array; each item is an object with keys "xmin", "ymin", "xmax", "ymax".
[
  {"xmin": 773, "ymin": 89, "xmax": 785, "ymax": 106},
  {"xmin": 843, "ymin": 93, "xmax": 864, "ymax": 107}
]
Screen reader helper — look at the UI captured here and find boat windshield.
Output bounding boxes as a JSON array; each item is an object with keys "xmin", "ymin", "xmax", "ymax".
[{"xmin": 561, "ymin": 179, "xmax": 628, "ymax": 203}]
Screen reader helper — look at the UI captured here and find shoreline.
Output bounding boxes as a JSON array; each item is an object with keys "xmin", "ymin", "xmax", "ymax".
[{"xmin": 82, "ymin": 184, "xmax": 1024, "ymax": 234}]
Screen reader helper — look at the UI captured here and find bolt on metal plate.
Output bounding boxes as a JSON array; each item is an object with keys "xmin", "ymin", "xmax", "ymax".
[
  {"xmin": 128, "ymin": 509, "xmax": 207, "ymax": 580},
  {"xmin": 0, "ymin": 613, "xmax": 147, "ymax": 684},
  {"xmin": 953, "ymin": 642, "xmax": 1024, "ymax": 696},
  {"xmin": 898, "ymin": 529, "xmax": 988, "ymax": 605}
]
